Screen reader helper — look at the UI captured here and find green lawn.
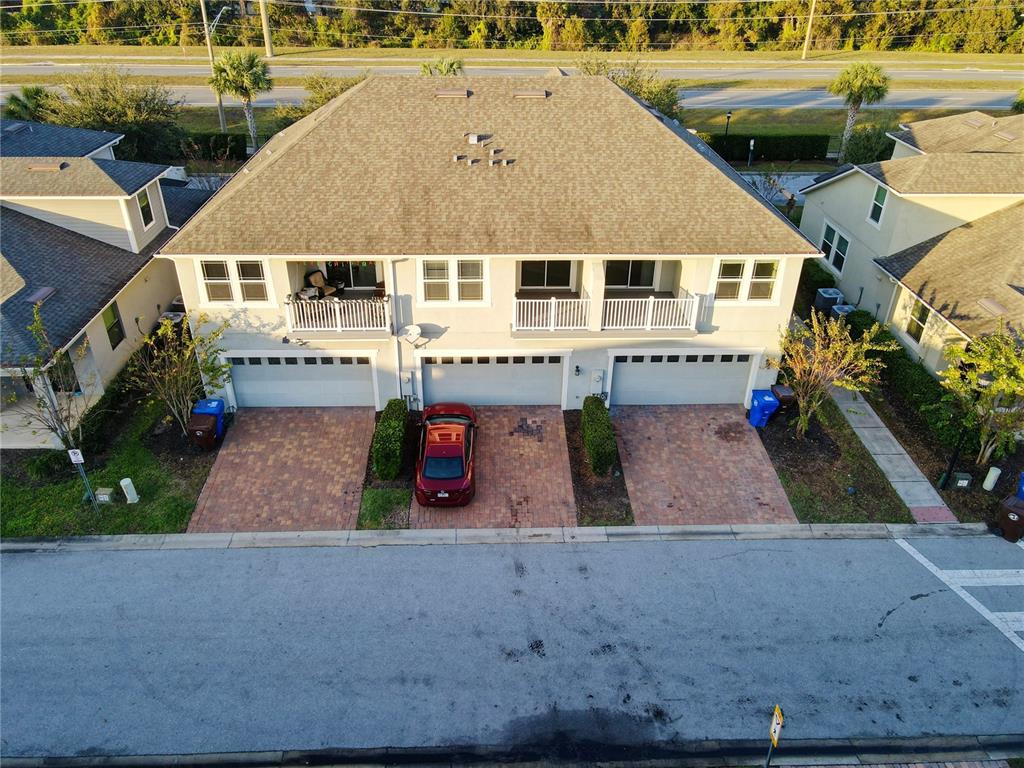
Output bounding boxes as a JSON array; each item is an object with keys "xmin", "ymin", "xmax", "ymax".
[
  {"xmin": 357, "ymin": 487, "xmax": 412, "ymax": 530},
  {"xmin": 0, "ymin": 399, "xmax": 214, "ymax": 538}
]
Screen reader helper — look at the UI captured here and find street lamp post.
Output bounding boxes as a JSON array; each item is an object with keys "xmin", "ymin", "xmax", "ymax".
[{"xmin": 725, "ymin": 111, "xmax": 733, "ymax": 138}]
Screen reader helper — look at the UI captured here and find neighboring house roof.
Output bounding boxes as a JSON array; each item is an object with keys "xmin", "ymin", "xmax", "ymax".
[
  {"xmin": 888, "ymin": 111, "xmax": 1024, "ymax": 155},
  {"xmin": 159, "ymin": 180, "xmax": 215, "ymax": 228},
  {"xmin": 0, "ymin": 118, "xmax": 122, "ymax": 158},
  {"xmin": 0, "ymin": 156, "xmax": 168, "ymax": 198},
  {"xmin": 162, "ymin": 76, "xmax": 817, "ymax": 257},
  {"xmin": 802, "ymin": 154, "xmax": 1024, "ymax": 196},
  {"xmin": 874, "ymin": 202, "xmax": 1024, "ymax": 339},
  {"xmin": 0, "ymin": 207, "xmax": 171, "ymax": 367}
]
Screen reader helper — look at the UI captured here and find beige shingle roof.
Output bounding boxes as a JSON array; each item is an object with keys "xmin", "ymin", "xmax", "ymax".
[
  {"xmin": 889, "ymin": 112, "xmax": 1024, "ymax": 155},
  {"xmin": 0, "ymin": 156, "xmax": 168, "ymax": 197},
  {"xmin": 859, "ymin": 154, "xmax": 1024, "ymax": 195},
  {"xmin": 161, "ymin": 76, "xmax": 817, "ymax": 257}
]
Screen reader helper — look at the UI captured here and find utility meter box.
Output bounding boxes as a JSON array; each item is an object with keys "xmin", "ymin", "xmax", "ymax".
[{"xmin": 589, "ymin": 369, "xmax": 604, "ymax": 395}]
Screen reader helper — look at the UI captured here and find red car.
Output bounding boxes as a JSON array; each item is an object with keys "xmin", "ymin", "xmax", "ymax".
[{"xmin": 415, "ymin": 403, "xmax": 477, "ymax": 507}]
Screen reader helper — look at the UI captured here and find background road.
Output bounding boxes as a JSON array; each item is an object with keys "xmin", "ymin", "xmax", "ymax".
[{"xmin": 2, "ymin": 535, "xmax": 1023, "ymax": 758}]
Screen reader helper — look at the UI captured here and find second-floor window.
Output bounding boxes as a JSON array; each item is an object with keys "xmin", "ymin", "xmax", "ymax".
[
  {"xmin": 420, "ymin": 259, "xmax": 487, "ymax": 303},
  {"xmin": 137, "ymin": 187, "xmax": 154, "ymax": 228},
  {"xmin": 715, "ymin": 261, "xmax": 745, "ymax": 299},
  {"xmin": 202, "ymin": 261, "xmax": 233, "ymax": 302},
  {"xmin": 237, "ymin": 261, "xmax": 268, "ymax": 302},
  {"xmin": 821, "ymin": 223, "xmax": 850, "ymax": 273},
  {"xmin": 605, "ymin": 260, "xmax": 655, "ymax": 288},
  {"xmin": 521, "ymin": 260, "xmax": 571, "ymax": 289},
  {"xmin": 748, "ymin": 260, "xmax": 778, "ymax": 300},
  {"xmin": 905, "ymin": 297, "xmax": 930, "ymax": 344},
  {"xmin": 714, "ymin": 259, "xmax": 780, "ymax": 301},
  {"xmin": 868, "ymin": 185, "xmax": 887, "ymax": 225},
  {"xmin": 458, "ymin": 260, "xmax": 484, "ymax": 300}
]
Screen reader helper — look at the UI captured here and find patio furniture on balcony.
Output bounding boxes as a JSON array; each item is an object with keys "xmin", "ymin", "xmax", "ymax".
[{"xmin": 285, "ymin": 295, "xmax": 390, "ymax": 332}]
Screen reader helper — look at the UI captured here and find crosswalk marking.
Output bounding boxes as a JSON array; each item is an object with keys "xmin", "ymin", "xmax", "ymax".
[{"xmin": 895, "ymin": 538, "xmax": 1024, "ymax": 654}]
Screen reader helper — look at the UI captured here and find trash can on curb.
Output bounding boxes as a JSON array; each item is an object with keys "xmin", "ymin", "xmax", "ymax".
[
  {"xmin": 191, "ymin": 398, "xmax": 226, "ymax": 438},
  {"xmin": 187, "ymin": 412, "xmax": 218, "ymax": 451},
  {"xmin": 997, "ymin": 495, "xmax": 1024, "ymax": 543},
  {"xmin": 748, "ymin": 389, "xmax": 780, "ymax": 429}
]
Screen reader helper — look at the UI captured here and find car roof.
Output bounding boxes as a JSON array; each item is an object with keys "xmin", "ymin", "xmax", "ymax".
[{"xmin": 424, "ymin": 422, "xmax": 466, "ymax": 458}]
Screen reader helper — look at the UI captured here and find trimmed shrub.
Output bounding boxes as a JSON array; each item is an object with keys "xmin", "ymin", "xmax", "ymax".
[
  {"xmin": 184, "ymin": 131, "xmax": 248, "ymax": 161},
  {"xmin": 793, "ymin": 259, "xmax": 836, "ymax": 320},
  {"xmin": 371, "ymin": 398, "xmax": 407, "ymax": 481},
  {"xmin": 581, "ymin": 395, "xmax": 617, "ymax": 476},
  {"xmin": 77, "ymin": 360, "xmax": 137, "ymax": 455},
  {"xmin": 697, "ymin": 133, "xmax": 831, "ymax": 162}
]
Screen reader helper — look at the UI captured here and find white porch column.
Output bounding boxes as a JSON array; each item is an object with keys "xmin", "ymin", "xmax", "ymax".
[{"xmin": 583, "ymin": 259, "xmax": 605, "ymax": 332}]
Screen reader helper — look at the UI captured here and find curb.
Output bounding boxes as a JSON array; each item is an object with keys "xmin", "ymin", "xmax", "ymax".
[{"xmin": 0, "ymin": 522, "xmax": 993, "ymax": 554}]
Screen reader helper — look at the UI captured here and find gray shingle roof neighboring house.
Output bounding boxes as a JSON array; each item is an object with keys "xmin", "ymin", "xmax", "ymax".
[
  {"xmin": 888, "ymin": 112, "xmax": 1024, "ymax": 155},
  {"xmin": 0, "ymin": 156, "xmax": 168, "ymax": 198},
  {"xmin": 802, "ymin": 154, "xmax": 1024, "ymax": 196},
  {"xmin": 0, "ymin": 207, "xmax": 172, "ymax": 367},
  {"xmin": 874, "ymin": 202, "xmax": 1024, "ymax": 339},
  {"xmin": 0, "ymin": 118, "xmax": 122, "ymax": 158},
  {"xmin": 162, "ymin": 76, "xmax": 818, "ymax": 257},
  {"xmin": 159, "ymin": 181, "xmax": 215, "ymax": 228}
]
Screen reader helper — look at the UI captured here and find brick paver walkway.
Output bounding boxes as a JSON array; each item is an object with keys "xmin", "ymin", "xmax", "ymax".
[
  {"xmin": 188, "ymin": 407, "xmax": 374, "ymax": 532},
  {"xmin": 613, "ymin": 405, "xmax": 796, "ymax": 526},
  {"xmin": 410, "ymin": 406, "xmax": 577, "ymax": 529}
]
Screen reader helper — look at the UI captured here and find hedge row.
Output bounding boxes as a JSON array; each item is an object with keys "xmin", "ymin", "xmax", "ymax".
[
  {"xmin": 184, "ymin": 131, "xmax": 248, "ymax": 161},
  {"xmin": 582, "ymin": 395, "xmax": 617, "ymax": 477},
  {"xmin": 697, "ymin": 133, "xmax": 832, "ymax": 162},
  {"xmin": 371, "ymin": 398, "xmax": 408, "ymax": 481}
]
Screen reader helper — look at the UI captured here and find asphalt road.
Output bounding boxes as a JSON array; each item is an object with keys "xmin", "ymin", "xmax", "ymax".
[{"xmin": 2, "ymin": 535, "xmax": 1023, "ymax": 759}]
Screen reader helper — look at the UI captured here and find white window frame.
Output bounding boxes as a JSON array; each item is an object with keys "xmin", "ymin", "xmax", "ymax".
[
  {"xmin": 904, "ymin": 295, "xmax": 930, "ymax": 347},
  {"xmin": 237, "ymin": 260, "xmax": 270, "ymax": 303},
  {"xmin": 416, "ymin": 258, "xmax": 490, "ymax": 307},
  {"xmin": 713, "ymin": 260, "xmax": 746, "ymax": 301},
  {"xmin": 604, "ymin": 259, "xmax": 661, "ymax": 290},
  {"xmin": 137, "ymin": 186, "xmax": 155, "ymax": 230},
  {"xmin": 518, "ymin": 260, "xmax": 576, "ymax": 290},
  {"xmin": 324, "ymin": 260, "xmax": 381, "ymax": 289},
  {"xmin": 819, "ymin": 220, "xmax": 850, "ymax": 276},
  {"xmin": 195, "ymin": 258, "xmax": 277, "ymax": 308},
  {"xmin": 867, "ymin": 185, "xmax": 887, "ymax": 228},
  {"xmin": 747, "ymin": 259, "xmax": 779, "ymax": 301},
  {"xmin": 708, "ymin": 257, "xmax": 785, "ymax": 305}
]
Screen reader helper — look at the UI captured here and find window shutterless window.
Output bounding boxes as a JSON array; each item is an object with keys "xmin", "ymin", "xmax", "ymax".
[
  {"xmin": 137, "ymin": 187, "xmax": 154, "ymax": 228},
  {"xmin": 748, "ymin": 260, "xmax": 778, "ymax": 300},
  {"xmin": 422, "ymin": 260, "xmax": 449, "ymax": 301},
  {"xmin": 457, "ymin": 260, "xmax": 484, "ymax": 301},
  {"xmin": 715, "ymin": 261, "xmax": 744, "ymax": 300},
  {"xmin": 605, "ymin": 260, "xmax": 655, "ymax": 288},
  {"xmin": 906, "ymin": 298, "xmax": 929, "ymax": 343},
  {"xmin": 202, "ymin": 260, "xmax": 233, "ymax": 302},
  {"xmin": 326, "ymin": 260, "xmax": 377, "ymax": 289},
  {"xmin": 869, "ymin": 186, "xmax": 887, "ymax": 224},
  {"xmin": 821, "ymin": 224, "xmax": 850, "ymax": 273},
  {"xmin": 520, "ymin": 260, "xmax": 571, "ymax": 288},
  {"xmin": 237, "ymin": 260, "xmax": 268, "ymax": 302},
  {"xmin": 102, "ymin": 302, "xmax": 125, "ymax": 349}
]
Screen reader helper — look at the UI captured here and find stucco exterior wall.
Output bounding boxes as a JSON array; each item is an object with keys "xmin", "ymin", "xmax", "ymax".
[
  {"xmin": 889, "ymin": 141, "xmax": 923, "ymax": 160},
  {"xmin": 1, "ymin": 198, "xmax": 131, "ymax": 251},
  {"xmin": 122, "ymin": 181, "xmax": 169, "ymax": 252},
  {"xmin": 888, "ymin": 284, "xmax": 967, "ymax": 376}
]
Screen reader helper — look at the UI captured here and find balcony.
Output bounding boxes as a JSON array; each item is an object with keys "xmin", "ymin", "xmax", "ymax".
[
  {"xmin": 514, "ymin": 296, "xmax": 591, "ymax": 331},
  {"xmin": 285, "ymin": 296, "xmax": 390, "ymax": 333},
  {"xmin": 602, "ymin": 295, "xmax": 698, "ymax": 331}
]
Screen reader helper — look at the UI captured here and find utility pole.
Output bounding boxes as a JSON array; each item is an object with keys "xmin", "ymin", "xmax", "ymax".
[
  {"xmin": 199, "ymin": 0, "xmax": 227, "ymax": 133},
  {"xmin": 258, "ymin": 0, "xmax": 274, "ymax": 58},
  {"xmin": 801, "ymin": 0, "xmax": 816, "ymax": 60}
]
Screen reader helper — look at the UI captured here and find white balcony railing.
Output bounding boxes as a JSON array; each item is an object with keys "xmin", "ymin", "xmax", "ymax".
[
  {"xmin": 602, "ymin": 296, "xmax": 698, "ymax": 330},
  {"xmin": 514, "ymin": 297, "xmax": 591, "ymax": 331},
  {"xmin": 285, "ymin": 297, "xmax": 389, "ymax": 332}
]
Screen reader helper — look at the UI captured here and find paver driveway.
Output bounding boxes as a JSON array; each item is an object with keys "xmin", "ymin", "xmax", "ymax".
[
  {"xmin": 613, "ymin": 405, "xmax": 796, "ymax": 525},
  {"xmin": 188, "ymin": 407, "xmax": 374, "ymax": 532},
  {"xmin": 410, "ymin": 406, "xmax": 576, "ymax": 529}
]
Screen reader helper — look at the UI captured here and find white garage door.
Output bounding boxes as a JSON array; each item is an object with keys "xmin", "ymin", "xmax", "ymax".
[
  {"xmin": 422, "ymin": 354, "xmax": 563, "ymax": 406},
  {"xmin": 610, "ymin": 351, "xmax": 753, "ymax": 406},
  {"xmin": 227, "ymin": 353, "xmax": 375, "ymax": 407}
]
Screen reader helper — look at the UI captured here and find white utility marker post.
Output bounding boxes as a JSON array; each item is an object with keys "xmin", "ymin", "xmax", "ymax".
[
  {"xmin": 68, "ymin": 448, "xmax": 99, "ymax": 513},
  {"xmin": 801, "ymin": 0, "xmax": 816, "ymax": 60},
  {"xmin": 199, "ymin": 0, "xmax": 227, "ymax": 133}
]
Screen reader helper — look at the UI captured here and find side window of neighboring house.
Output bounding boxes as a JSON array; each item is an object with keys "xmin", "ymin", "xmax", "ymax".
[
  {"xmin": 102, "ymin": 302, "xmax": 125, "ymax": 349},
  {"xmin": 202, "ymin": 260, "xmax": 233, "ymax": 302},
  {"xmin": 714, "ymin": 260, "xmax": 745, "ymax": 299},
  {"xmin": 137, "ymin": 187, "xmax": 154, "ymax": 228},
  {"xmin": 868, "ymin": 185, "xmax": 887, "ymax": 225},
  {"xmin": 821, "ymin": 223, "xmax": 850, "ymax": 273},
  {"xmin": 905, "ymin": 297, "xmax": 930, "ymax": 344}
]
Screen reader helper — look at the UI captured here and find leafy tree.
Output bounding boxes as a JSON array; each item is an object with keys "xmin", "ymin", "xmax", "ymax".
[
  {"xmin": 939, "ymin": 328, "xmax": 1024, "ymax": 466},
  {"xmin": 42, "ymin": 66, "xmax": 184, "ymax": 163},
  {"xmin": 420, "ymin": 57, "xmax": 465, "ymax": 76},
  {"xmin": 272, "ymin": 72, "xmax": 366, "ymax": 131},
  {"xmin": 126, "ymin": 315, "xmax": 231, "ymax": 438},
  {"xmin": 576, "ymin": 55, "xmax": 682, "ymax": 123},
  {"xmin": 843, "ymin": 123, "xmax": 896, "ymax": 164},
  {"xmin": 560, "ymin": 16, "xmax": 588, "ymax": 51},
  {"xmin": 1012, "ymin": 88, "xmax": 1024, "ymax": 114},
  {"xmin": 4, "ymin": 85, "xmax": 55, "ymax": 122},
  {"xmin": 209, "ymin": 50, "xmax": 273, "ymax": 150},
  {"xmin": 770, "ymin": 311, "xmax": 900, "ymax": 437},
  {"xmin": 620, "ymin": 17, "xmax": 650, "ymax": 52},
  {"xmin": 828, "ymin": 63, "xmax": 891, "ymax": 163}
]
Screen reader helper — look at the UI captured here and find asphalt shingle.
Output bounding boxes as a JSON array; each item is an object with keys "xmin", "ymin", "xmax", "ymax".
[
  {"xmin": 0, "ymin": 156, "xmax": 168, "ymax": 198},
  {"xmin": 0, "ymin": 118, "xmax": 122, "ymax": 158},
  {"xmin": 159, "ymin": 181, "xmax": 215, "ymax": 228},
  {"xmin": 889, "ymin": 112, "xmax": 1024, "ymax": 155}
]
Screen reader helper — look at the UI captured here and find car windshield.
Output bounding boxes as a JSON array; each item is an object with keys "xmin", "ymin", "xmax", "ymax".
[
  {"xmin": 423, "ymin": 456, "xmax": 465, "ymax": 480},
  {"xmin": 425, "ymin": 415, "xmax": 472, "ymax": 426}
]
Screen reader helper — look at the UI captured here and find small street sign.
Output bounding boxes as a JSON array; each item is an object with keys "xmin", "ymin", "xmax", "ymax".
[
  {"xmin": 770, "ymin": 705, "xmax": 784, "ymax": 747},
  {"xmin": 68, "ymin": 449, "xmax": 84, "ymax": 465}
]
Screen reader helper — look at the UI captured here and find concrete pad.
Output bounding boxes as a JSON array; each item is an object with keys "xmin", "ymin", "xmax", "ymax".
[
  {"xmin": 891, "ymin": 480, "xmax": 946, "ymax": 507},
  {"xmin": 836, "ymin": 402, "xmax": 885, "ymax": 429},
  {"xmin": 910, "ymin": 505, "xmax": 958, "ymax": 523},
  {"xmin": 852, "ymin": 426, "xmax": 907, "ymax": 455},
  {"xmin": 873, "ymin": 451, "xmax": 925, "ymax": 481}
]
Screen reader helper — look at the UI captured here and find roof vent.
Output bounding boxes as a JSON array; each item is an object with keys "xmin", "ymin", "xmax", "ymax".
[
  {"xmin": 4, "ymin": 122, "xmax": 27, "ymax": 134},
  {"xmin": 512, "ymin": 89, "xmax": 549, "ymax": 99},
  {"xmin": 27, "ymin": 161, "xmax": 68, "ymax": 172},
  {"xmin": 977, "ymin": 297, "xmax": 1008, "ymax": 316},
  {"xmin": 452, "ymin": 153, "xmax": 464, "ymax": 162},
  {"xmin": 436, "ymin": 88, "xmax": 470, "ymax": 99},
  {"xmin": 25, "ymin": 286, "xmax": 56, "ymax": 304},
  {"xmin": 501, "ymin": 158, "xmax": 514, "ymax": 166},
  {"xmin": 466, "ymin": 133, "xmax": 491, "ymax": 144},
  {"xmin": 994, "ymin": 131, "xmax": 1017, "ymax": 142},
  {"xmin": 963, "ymin": 117, "xmax": 986, "ymax": 129}
]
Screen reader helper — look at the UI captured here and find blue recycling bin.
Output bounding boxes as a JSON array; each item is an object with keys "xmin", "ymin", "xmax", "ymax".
[
  {"xmin": 192, "ymin": 398, "xmax": 226, "ymax": 438},
  {"xmin": 748, "ymin": 389, "xmax": 780, "ymax": 429},
  {"xmin": 1017, "ymin": 471, "xmax": 1024, "ymax": 501}
]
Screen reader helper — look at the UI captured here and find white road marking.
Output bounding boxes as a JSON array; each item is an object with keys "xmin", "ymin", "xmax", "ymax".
[{"xmin": 895, "ymin": 538, "xmax": 1024, "ymax": 653}]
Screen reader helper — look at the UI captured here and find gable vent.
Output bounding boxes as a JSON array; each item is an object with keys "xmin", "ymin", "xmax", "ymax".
[
  {"xmin": 25, "ymin": 286, "xmax": 56, "ymax": 304},
  {"xmin": 435, "ymin": 88, "xmax": 470, "ymax": 99},
  {"xmin": 512, "ymin": 89, "xmax": 549, "ymax": 99},
  {"xmin": 27, "ymin": 161, "xmax": 68, "ymax": 172}
]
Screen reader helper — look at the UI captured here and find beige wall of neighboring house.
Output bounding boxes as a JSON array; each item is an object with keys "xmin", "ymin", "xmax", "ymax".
[
  {"xmin": 888, "ymin": 284, "xmax": 968, "ymax": 374},
  {"xmin": 1, "ymin": 198, "xmax": 132, "ymax": 251},
  {"xmin": 889, "ymin": 141, "xmax": 922, "ymax": 160},
  {"xmin": 122, "ymin": 181, "xmax": 169, "ymax": 252}
]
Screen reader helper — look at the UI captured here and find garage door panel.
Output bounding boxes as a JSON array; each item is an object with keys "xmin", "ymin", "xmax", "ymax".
[
  {"xmin": 228, "ymin": 355, "xmax": 374, "ymax": 407},
  {"xmin": 422, "ymin": 355, "xmax": 562, "ymax": 406},
  {"xmin": 611, "ymin": 352, "xmax": 752, "ymax": 406}
]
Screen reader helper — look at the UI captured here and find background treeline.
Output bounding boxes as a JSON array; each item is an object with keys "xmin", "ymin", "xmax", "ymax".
[{"xmin": 2, "ymin": 0, "xmax": 1021, "ymax": 53}]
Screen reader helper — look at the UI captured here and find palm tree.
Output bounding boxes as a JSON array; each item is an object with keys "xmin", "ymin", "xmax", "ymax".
[
  {"xmin": 209, "ymin": 51, "xmax": 273, "ymax": 150},
  {"xmin": 828, "ymin": 63, "xmax": 891, "ymax": 163},
  {"xmin": 5, "ymin": 86, "xmax": 54, "ymax": 122}
]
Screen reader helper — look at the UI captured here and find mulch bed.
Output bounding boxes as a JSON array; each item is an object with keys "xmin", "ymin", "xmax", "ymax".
[
  {"xmin": 868, "ymin": 386, "xmax": 1023, "ymax": 524},
  {"xmin": 563, "ymin": 410, "xmax": 634, "ymax": 527}
]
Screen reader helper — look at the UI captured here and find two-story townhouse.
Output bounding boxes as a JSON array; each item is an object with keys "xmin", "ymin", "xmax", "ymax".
[
  {"xmin": 800, "ymin": 136, "xmax": 1023, "ymax": 374},
  {"xmin": 0, "ymin": 150, "xmax": 212, "ymax": 448},
  {"xmin": 160, "ymin": 75, "xmax": 820, "ymax": 412}
]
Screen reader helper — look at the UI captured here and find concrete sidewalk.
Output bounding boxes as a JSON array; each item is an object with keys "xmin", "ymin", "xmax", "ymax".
[{"xmin": 831, "ymin": 388, "xmax": 957, "ymax": 523}]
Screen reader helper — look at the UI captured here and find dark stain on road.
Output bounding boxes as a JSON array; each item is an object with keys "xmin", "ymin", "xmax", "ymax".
[
  {"xmin": 529, "ymin": 639, "xmax": 546, "ymax": 658},
  {"xmin": 514, "ymin": 560, "xmax": 527, "ymax": 578}
]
